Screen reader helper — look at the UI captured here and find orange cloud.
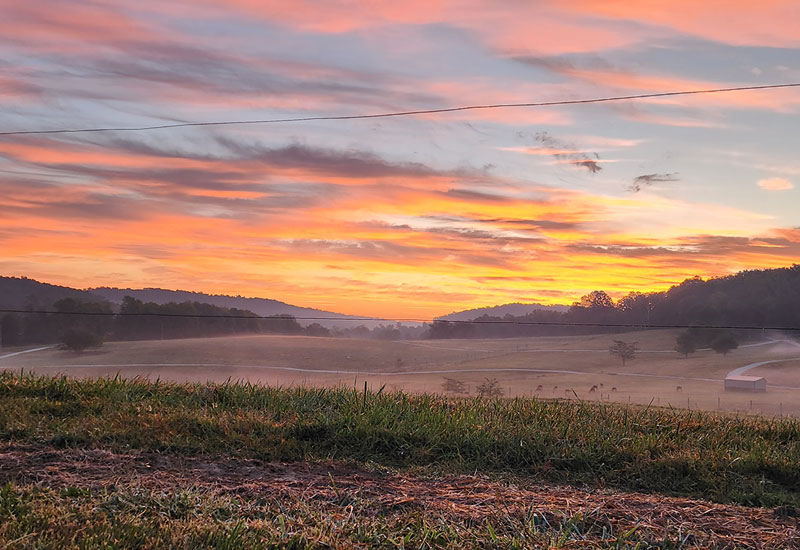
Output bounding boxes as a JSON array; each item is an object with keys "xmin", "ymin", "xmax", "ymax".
[
  {"xmin": 4, "ymin": 140, "xmax": 795, "ymax": 319},
  {"xmin": 2, "ymin": 1, "xmax": 799, "ymax": 317}
]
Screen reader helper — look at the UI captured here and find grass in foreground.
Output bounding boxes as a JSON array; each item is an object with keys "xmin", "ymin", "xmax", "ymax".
[
  {"xmin": 1, "ymin": 372, "xmax": 799, "ymax": 509},
  {"xmin": 6, "ymin": 480, "xmax": 780, "ymax": 550}
]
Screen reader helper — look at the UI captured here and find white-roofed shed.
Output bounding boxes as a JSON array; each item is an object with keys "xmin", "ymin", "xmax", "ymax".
[{"xmin": 724, "ymin": 375, "xmax": 766, "ymax": 392}]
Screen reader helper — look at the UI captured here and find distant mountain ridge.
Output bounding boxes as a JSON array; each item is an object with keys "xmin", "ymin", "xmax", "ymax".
[
  {"xmin": 438, "ymin": 302, "xmax": 569, "ymax": 321},
  {"xmin": 89, "ymin": 287, "xmax": 371, "ymax": 327},
  {"xmin": 0, "ymin": 276, "xmax": 106, "ymax": 310},
  {"xmin": 0, "ymin": 276, "xmax": 389, "ymax": 328}
]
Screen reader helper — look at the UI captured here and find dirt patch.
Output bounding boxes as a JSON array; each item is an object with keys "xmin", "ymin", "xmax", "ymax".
[{"xmin": 1, "ymin": 443, "xmax": 797, "ymax": 548}]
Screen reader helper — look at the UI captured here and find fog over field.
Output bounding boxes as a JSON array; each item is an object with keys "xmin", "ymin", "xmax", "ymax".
[{"xmin": 4, "ymin": 330, "xmax": 800, "ymax": 417}]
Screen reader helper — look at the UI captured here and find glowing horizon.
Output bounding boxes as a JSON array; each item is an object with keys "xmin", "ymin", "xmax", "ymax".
[{"xmin": 1, "ymin": 1, "xmax": 799, "ymax": 318}]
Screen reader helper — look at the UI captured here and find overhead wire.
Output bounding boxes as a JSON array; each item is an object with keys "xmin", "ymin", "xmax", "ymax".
[
  {"xmin": 1, "ymin": 83, "xmax": 799, "ymax": 137},
  {"xmin": 0, "ymin": 308, "xmax": 798, "ymax": 332}
]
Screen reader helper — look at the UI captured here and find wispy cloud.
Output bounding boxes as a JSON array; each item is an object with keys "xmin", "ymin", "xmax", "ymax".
[{"xmin": 508, "ymin": 132, "xmax": 604, "ymax": 173}]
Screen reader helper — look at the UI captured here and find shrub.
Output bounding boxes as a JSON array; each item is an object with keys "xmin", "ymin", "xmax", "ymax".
[{"xmin": 60, "ymin": 328, "xmax": 102, "ymax": 353}]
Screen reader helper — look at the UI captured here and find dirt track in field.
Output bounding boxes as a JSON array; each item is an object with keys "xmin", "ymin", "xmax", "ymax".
[{"xmin": 1, "ymin": 443, "xmax": 797, "ymax": 548}]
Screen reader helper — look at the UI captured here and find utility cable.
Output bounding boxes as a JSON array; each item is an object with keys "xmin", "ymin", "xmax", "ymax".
[
  {"xmin": 1, "ymin": 308, "xmax": 798, "ymax": 332},
  {"xmin": 1, "ymin": 83, "xmax": 798, "ymax": 137}
]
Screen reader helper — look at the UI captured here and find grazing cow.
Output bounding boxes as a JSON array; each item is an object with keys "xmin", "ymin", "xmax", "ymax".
[
  {"xmin": 600, "ymin": 383, "xmax": 604, "ymax": 388},
  {"xmin": 676, "ymin": 386, "xmax": 683, "ymax": 392},
  {"xmin": 589, "ymin": 385, "xmax": 598, "ymax": 393},
  {"xmin": 611, "ymin": 387, "xmax": 617, "ymax": 392},
  {"xmin": 536, "ymin": 385, "xmax": 543, "ymax": 391}
]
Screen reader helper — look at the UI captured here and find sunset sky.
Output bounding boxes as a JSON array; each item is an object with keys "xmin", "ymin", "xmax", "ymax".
[{"xmin": 2, "ymin": 1, "xmax": 799, "ymax": 318}]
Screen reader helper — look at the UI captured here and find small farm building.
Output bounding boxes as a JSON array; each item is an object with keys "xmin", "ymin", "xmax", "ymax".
[{"xmin": 724, "ymin": 375, "xmax": 766, "ymax": 392}]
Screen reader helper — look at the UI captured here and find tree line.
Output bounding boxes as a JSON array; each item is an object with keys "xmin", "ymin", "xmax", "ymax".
[
  {"xmin": 3, "ymin": 265, "xmax": 799, "ymax": 347},
  {"xmin": 427, "ymin": 265, "xmax": 800, "ymax": 340},
  {"xmin": 0, "ymin": 296, "xmax": 324, "ymax": 347}
]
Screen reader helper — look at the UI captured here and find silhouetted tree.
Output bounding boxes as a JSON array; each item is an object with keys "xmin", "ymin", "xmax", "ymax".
[
  {"xmin": 711, "ymin": 332, "xmax": 739, "ymax": 355},
  {"xmin": 476, "ymin": 377, "xmax": 504, "ymax": 397},
  {"xmin": 674, "ymin": 331, "xmax": 698, "ymax": 358},
  {"xmin": 609, "ymin": 340, "xmax": 639, "ymax": 366},
  {"xmin": 60, "ymin": 328, "xmax": 102, "ymax": 353},
  {"xmin": 0, "ymin": 314, "xmax": 22, "ymax": 347},
  {"xmin": 576, "ymin": 290, "xmax": 615, "ymax": 309},
  {"xmin": 441, "ymin": 377, "xmax": 469, "ymax": 395},
  {"xmin": 427, "ymin": 320, "xmax": 475, "ymax": 339},
  {"xmin": 304, "ymin": 323, "xmax": 330, "ymax": 337}
]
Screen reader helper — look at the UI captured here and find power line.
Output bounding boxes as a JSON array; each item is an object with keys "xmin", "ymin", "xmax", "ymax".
[
  {"xmin": 1, "ymin": 83, "xmax": 799, "ymax": 137},
  {"xmin": 1, "ymin": 308, "xmax": 798, "ymax": 332}
]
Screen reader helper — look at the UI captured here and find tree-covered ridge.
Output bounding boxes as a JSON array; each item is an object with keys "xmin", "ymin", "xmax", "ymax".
[
  {"xmin": 0, "ymin": 276, "xmax": 104, "ymax": 310},
  {"xmin": 428, "ymin": 265, "xmax": 800, "ymax": 339},
  {"xmin": 2, "ymin": 265, "xmax": 799, "ymax": 344},
  {"xmin": 0, "ymin": 296, "xmax": 316, "ymax": 347}
]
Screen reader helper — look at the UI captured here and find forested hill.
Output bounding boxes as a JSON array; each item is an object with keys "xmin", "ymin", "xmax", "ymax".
[
  {"xmin": 0, "ymin": 277, "xmax": 390, "ymax": 337},
  {"xmin": 429, "ymin": 265, "xmax": 800, "ymax": 339},
  {"xmin": 0, "ymin": 276, "xmax": 106, "ymax": 310},
  {"xmin": 89, "ymin": 287, "xmax": 350, "ymax": 324},
  {"xmin": 617, "ymin": 265, "xmax": 800, "ymax": 328},
  {"xmin": 0, "ymin": 277, "xmax": 375, "ymax": 328}
]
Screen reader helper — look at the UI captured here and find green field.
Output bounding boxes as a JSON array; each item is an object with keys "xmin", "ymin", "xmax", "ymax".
[{"xmin": 1, "ymin": 372, "xmax": 799, "ymax": 548}]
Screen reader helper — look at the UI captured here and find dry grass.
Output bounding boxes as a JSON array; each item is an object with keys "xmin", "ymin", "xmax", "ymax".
[
  {"xmin": 3, "ymin": 330, "xmax": 800, "ymax": 416},
  {"xmin": 2, "ymin": 372, "xmax": 800, "ymax": 548},
  {"xmin": 2, "ymin": 444, "xmax": 798, "ymax": 549}
]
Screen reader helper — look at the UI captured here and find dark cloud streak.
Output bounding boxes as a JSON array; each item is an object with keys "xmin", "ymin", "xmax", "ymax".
[
  {"xmin": 535, "ymin": 131, "xmax": 602, "ymax": 173},
  {"xmin": 628, "ymin": 172, "xmax": 679, "ymax": 192}
]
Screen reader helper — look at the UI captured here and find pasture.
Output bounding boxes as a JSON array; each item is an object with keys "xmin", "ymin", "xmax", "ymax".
[
  {"xmin": 1, "ymin": 372, "xmax": 799, "ymax": 548},
  {"xmin": 3, "ymin": 329, "xmax": 800, "ymax": 417}
]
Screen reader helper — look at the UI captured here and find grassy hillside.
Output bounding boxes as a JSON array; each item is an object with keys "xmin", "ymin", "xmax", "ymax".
[
  {"xmin": 2, "ymin": 372, "xmax": 800, "ymax": 548},
  {"xmin": 2, "ymin": 372, "xmax": 799, "ymax": 508}
]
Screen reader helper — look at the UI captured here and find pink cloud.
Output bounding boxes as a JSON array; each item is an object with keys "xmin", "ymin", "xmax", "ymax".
[
  {"xmin": 0, "ymin": 3, "xmax": 169, "ymax": 53},
  {"xmin": 191, "ymin": 0, "xmax": 800, "ymax": 55},
  {"xmin": 758, "ymin": 177, "xmax": 794, "ymax": 190},
  {"xmin": 183, "ymin": 0, "xmax": 643, "ymax": 55},
  {"xmin": 562, "ymin": 0, "xmax": 800, "ymax": 49}
]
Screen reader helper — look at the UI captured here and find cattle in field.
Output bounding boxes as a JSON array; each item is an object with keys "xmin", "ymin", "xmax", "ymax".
[
  {"xmin": 536, "ymin": 385, "xmax": 543, "ymax": 391},
  {"xmin": 589, "ymin": 385, "xmax": 598, "ymax": 393},
  {"xmin": 676, "ymin": 386, "xmax": 683, "ymax": 392},
  {"xmin": 611, "ymin": 387, "xmax": 617, "ymax": 392}
]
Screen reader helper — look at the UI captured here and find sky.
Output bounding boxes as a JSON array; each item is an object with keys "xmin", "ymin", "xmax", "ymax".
[{"xmin": 1, "ymin": 0, "xmax": 799, "ymax": 318}]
